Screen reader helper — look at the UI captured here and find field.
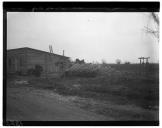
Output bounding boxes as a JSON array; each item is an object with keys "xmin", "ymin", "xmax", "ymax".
[{"xmin": 7, "ymin": 63, "xmax": 159, "ymax": 121}]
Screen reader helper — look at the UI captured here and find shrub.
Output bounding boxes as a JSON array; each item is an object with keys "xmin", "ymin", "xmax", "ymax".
[
  {"xmin": 27, "ymin": 65, "xmax": 43, "ymax": 77},
  {"xmin": 33, "ymin": 65, "xmax": 43, "ymax": 77},
  {"xmin": 124, "ymin": 61, "xmax": 130, "ymax": 64}
]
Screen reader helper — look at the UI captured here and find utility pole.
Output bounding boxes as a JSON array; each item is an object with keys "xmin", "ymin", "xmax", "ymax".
[{"xmin": 138, "ymin": 56, "xmax": 150, "ymax": 75}]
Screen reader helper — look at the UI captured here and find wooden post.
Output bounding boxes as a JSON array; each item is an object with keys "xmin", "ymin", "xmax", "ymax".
[
  {"xmin": 142, "ymin": 57, "xmax": 145, "ymax": 64},
  {"xmin": 146, "ymin": 57, "xmax": 150, "ymax": 64},
  {"xmin": 138, "ymin": 57, "xmax": 142, "ymax": 64}
]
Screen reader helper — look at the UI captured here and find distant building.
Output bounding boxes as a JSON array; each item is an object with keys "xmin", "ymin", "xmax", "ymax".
[{"xmin": 7, "ymin": 47, "xmax": 70, "ymax": 75}]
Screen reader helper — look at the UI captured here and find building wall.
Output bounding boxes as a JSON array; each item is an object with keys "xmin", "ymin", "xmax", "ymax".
[
  {"xmin": 7, "ymin": 48, "xmax": 70, "ymax": 74},
  {"xmin": 44, "ymin": 54, "xmax": 70, "ymax": 73},
  {"xmin": 26, "ymin": 49, "xmax": 70, "ymax": 74},
  {"xmin": 26, "ymin": 50, "xmax": 46, "ymax": 72},
  {"xmin": 7, "ymin": 49, "xmax": 27, "ymax": 73}
]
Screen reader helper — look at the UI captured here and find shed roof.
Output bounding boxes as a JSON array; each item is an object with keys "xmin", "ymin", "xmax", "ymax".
[{"xmin": 7, "ymin": 47, "xmax": 69, "ymax": 59}]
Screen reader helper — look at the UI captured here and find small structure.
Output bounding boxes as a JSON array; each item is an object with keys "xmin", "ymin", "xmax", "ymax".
[
  {"xmin": 145, "ymin": 57, "xmax": 150, "ymax": 64},
  {"xmin": 7, "ymin": 47, "xmax": 70, "ymax": 75},
  {"xmin": 138, "ymin": 57, "xmax": 150, "ymax": 64}
]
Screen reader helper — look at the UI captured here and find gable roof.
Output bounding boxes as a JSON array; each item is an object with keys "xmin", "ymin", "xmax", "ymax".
[{"xmin": 7, "ymin": 47, "xmax": 69, "ymax": 59}]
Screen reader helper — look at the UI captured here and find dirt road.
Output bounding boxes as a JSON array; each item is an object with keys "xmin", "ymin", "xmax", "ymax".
[{"xmin": 6, "ymin": 86, "xmax": 112, "ymax": 121}]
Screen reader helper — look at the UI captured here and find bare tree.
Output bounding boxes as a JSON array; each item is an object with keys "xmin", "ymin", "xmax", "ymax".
[
  {"xmin": 144, "ymin": 12, "xmax": 159, "ymax": 41},
  {"xmin": 151, "ymin": 12, "xmax": 159, "ymax": 25}
]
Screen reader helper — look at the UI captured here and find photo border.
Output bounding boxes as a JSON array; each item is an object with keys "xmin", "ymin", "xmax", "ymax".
[{"xmin": 3, "ymin": 1, "xmax": 160, "ymax": 126}]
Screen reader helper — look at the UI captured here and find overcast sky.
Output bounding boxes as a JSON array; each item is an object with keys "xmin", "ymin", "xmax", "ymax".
[{"xmin": 7, "ymin": 12, "xmax": 159, "ymax": 63}]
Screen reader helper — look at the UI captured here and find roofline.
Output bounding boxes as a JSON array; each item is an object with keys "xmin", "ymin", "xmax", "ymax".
[{"xmin": 7, "ymin": 47, "xmax": 69, "ymax": 58}]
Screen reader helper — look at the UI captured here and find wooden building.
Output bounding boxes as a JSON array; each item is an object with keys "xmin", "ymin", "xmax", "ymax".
[{"xmin": 7, "ymin": 47, "xmax": 70, "ymax": 75}]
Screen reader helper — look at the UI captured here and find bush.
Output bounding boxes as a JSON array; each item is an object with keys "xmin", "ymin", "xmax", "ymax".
[
  {"xmin": 33, "ymin": 65, "xmax": 43, "ymax": 77},
  {"xmin": 27, "ymin": 65, "xmax": 43, "ymax": 77},
  {"xmin": 124, "ymin": 61, "xmax": 130, "ymax": 64}
]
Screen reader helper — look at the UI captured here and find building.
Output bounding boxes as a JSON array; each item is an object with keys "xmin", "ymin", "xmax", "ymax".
[{"xmin": 7, "ymin": 47, "xmax": 70, "ymax": 75}]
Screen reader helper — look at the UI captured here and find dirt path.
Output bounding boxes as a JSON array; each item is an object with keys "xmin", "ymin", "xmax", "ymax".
[{"xmin": 6, "ymin": 86, "xmax": 112, "ymax": 121}]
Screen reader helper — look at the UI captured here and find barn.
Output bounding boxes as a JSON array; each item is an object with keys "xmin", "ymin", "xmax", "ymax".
[{"xmin": 7, "ymin": 47, "xmax": 70, "ymax": 75}]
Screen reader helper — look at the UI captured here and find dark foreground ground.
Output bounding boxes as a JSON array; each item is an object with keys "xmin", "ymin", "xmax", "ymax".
[
  {"xmin": 6, "ymin": 64, "xmax": 159, "ymax": 121},
  {"xmin": 7, "ymin": 86, "xmax": 110, "ymax": 121}
]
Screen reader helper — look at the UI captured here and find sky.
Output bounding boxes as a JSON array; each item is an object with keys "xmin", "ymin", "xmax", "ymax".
[{"xmin": 7, "ymin": 12, "xmax": 159, "ymax": 63}]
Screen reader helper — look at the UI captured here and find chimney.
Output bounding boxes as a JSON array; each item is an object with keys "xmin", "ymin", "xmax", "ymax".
[{"xmin": 63, "ymin": 50, "xmax": 64, "ymax": 56}]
